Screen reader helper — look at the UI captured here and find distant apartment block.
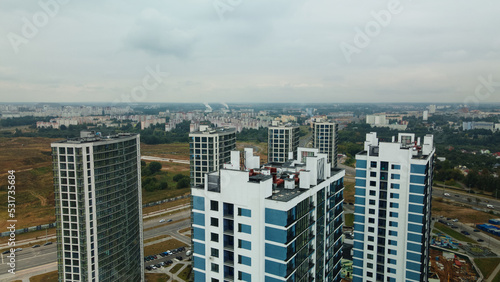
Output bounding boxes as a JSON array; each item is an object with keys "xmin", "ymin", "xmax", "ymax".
[
  {"xmin": 352, "ymin": 132, "xmax": 434, "ymax": 282},
  {"xmin": 268, "ymin": 122, "xmax": 300, "ymax": 163},
  {"xmin": 462, "ymin": 121, "xmax": 495, "ymax": 131},
  {"xmin": 191, "ymin": 148, "xmax": 345, "ymax": 281},
  {"xmin": 51, "ymin": 131, "xmax": 144, "ymax": 282},
  {"xmin": 189, "ymin": 126, "xmax": 236, "ymax": 187},
  {"xmin": 312, "ymin": 121, "xmax": 338, "ymax": 168}
]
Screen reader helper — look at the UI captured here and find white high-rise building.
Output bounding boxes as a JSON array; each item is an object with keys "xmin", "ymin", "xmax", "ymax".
[
  {"xmin": 312, "ymin": 121, "xmax": 338, "ymax": 168},
  {"xmin": 268, "ymin": 123, "xmax": 300, "ymax": 163},
  {"xmin": 51, "ymin": 131, "xmax": 144, "ymax": 282},
  {"xmin": 191, "ymin": 148, "xmax": 345, "ymax": 282},
  {"xmin": 189, "ymin": 126, "xmax": 236, "ymax": 187},
  {"xmin": 352, "ymin": 132, "xmax": 434, "ymax": 282}
]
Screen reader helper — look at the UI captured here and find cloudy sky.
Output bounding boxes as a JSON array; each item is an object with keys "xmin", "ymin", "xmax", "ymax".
[{"xmin": 0, "ymin": 0, "xmax": 499, "ymax": 104}]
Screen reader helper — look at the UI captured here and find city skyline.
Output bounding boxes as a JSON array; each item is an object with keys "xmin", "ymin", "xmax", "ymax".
[{"xmin": 1, "ymin": 1, "xmax": 500, "ymax": 104}]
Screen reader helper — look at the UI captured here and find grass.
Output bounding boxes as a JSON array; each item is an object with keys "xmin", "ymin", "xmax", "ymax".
[
  {"xmin": 433, "ymin": 222, "xmax": 476, "ymax": 243},
  {"xmin": 178, "ymin": 265, "xmax": 192, "ymax": 281},
  {"xmin": 29, "ymin": 270, "xmax": 58, "ymax": 282},
  {"xmin": 493, "ymin": 270, "xmax": 500, "ymax": 282},
  {"xmin": 343, "ymin": 178, "xmax": 355, "ymax": 204},
  {"xmin": 474, "ymin": 258, "xmax": 500, "ymax": 279},
  {"xmin": 0, "ymin": 227, "xmax": 56, "ymax": 245},
  {"xmin": 345, "ymin": 213, "xmax": 354, "ymax": 227},
  {"xmin": 169, "ymin": 264, "xmax": 184, "ymax": 274},
  {"xmin": 144, "ymin": 234, "xmax": 171, "ymax": 244},
  {"xmin": 145, "ymin": 273, "xmax": 173, "ymax": 282},
  {"xmin": 144, "ymin": 238, "xmax": 186, "ymax": 257},
  {"xmin": 431, "ymin": 198, "xmax": 496, "ymax": 224},
  {"xmin": 141, "ymin": 143, "xmax": 189, "ymax": 160}
]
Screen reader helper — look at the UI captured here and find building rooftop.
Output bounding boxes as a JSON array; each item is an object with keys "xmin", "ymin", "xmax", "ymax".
[
  {"xmin": 190, "ymin": 127, "xmax": 236, "ymax": 135},
  {"xmin": 54, "ymin": 131, "xmax": 137, "ymax": 144}
]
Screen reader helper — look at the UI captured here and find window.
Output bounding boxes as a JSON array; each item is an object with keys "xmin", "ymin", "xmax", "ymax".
[
  {"xmin": 370, "ymin": 181, "xmax": 376, "ymax": 187},
  {"xmin": 370, "ymin": 171, "xmax": 377, "ymax": 177},
  {"xmin": 367, "ymin": 254, "xmax": 373, "ymax": 259},
  {"xmin": 371, "ymin": 161, "xmax": 377, "ymax": 168},
  {"xmin": 369, "ymin": 190, "xmax": 376, "ymax": 196},
  {"xmin": 388, "ymin": 249, "xmax": 397, "ymax": 255},
  {"xmin": 369, "ymin": 209, "xmax": 375, "ymax": 215},
  {"xmin": 211, "ymin": 263, "xmax": 219, "ymax": 273},
  {"xmin": 369, "ymin": 218, "xmax": 375, "ymax": 223},
  {"xmin": 211, "ymin": 233, "xmax": 219, "ymax": 242},
  {"xmin": 211, "ymin": 217, "xmax": 219, "ymax": 227},
  {"xmin": 390, "ymin": 193, "xmax": 399, "ymax": 199},
  {"xmin": 368, "ymin": 227, "xmax": 374, "ymax": 232},
  {"xmin": 368, "ymin": 236, "xmax": 374, "ymax": 242},
  {"xmin": 389, "ymin": 221, "xmax": 398, "ymax": 227},
  {"xmin": 389, "ymin": 230, "xmax": 398, "ymax": 236},
  {"xmin": 369, "ymin": 199, "xmax": 375, "ymax": 205},
  {"xmin": 368, "ymin": 245, "xmax": 374, "ymax": 251},
  {"xmin": 211, "ymin": 248, "xmax": 219, "ymax": 258},
  {"xmin": 391, "ymin": 174, "xmax": 400, "ymax": 180},
  {"xmin": 390, "ymin": 183, "xmax": 400, "ymax": 189},
  {"xmin": 367, "ymin": 263, "xmax": 373, "ymax": 268},
  {"xmin": 391, "ymin": 164, "xmax": 400, "ymax": 170},
  {"xmin": 211, "ymin": 200, "xmax": 218, "ymax": 211},
  {"xmin": 389, "ymin": 202, "xmax": 399, "ymax": 208},
  {"xmin": 212, "ymin": 279, "xmax": 219, "ymax": 282},
  {"xmin": 367, "ymin": 272, "xmax": 373, "ymax": 277},
  {"xmin": 389, "ymin": 212, "xmax": 398, "ymax": 218}
]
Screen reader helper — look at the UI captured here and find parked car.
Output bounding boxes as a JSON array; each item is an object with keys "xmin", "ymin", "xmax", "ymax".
[
  {"xmin": 32, "ymin": 244, "xmax": 41, "ymax": 248},
  {"xmin": 176, "ymin": 256, "xmax": 183, "ymax": 260},
  {"xmin": 159, "ymin": 219, "xmax": 165, "ymax": 223},
  {"xmin": 477, "ymin": 239, "xmax": 484, "ymax": 242},
  {"xmin": 452, "ymin": 219, "xmax": 458, "ymax": 222},
  {"xmin": 461, "ymin": 231, "xmax": 470, "ymax": 235},
  {"xmin": 43, "ymin": 242, "xmax": 53, "ymax": 246},
  {"xmin": 444, "ymin": 193, "xmax": 450, "ymax": 197},
  {"xmin": 473, "ymin": 229, "xmax": 480, "ymax": 232},
  {"xmin": 15, "ymin": 248, "xmax": 22, "ymax": 252},
  {"xmin": 487, "ymin": 204, "xmax": 494, "ymax": 209},
  {"xmin": 145, "ymin": 266, "xmax": 152, "ymax": 270},
  {"xmin": 2, "ymin": 250, "xmax": 10, "ymax": 254}
]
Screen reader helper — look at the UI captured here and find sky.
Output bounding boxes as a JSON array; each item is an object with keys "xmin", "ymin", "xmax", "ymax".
[{"xmin": 0, "ymin": 0, "xmax": 499, "ymax": 105}]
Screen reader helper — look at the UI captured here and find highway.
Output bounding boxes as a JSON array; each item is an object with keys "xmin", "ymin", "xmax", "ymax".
[{"xmin": 0, "ymin": 210, "xmax": 191, "ymax": 276}]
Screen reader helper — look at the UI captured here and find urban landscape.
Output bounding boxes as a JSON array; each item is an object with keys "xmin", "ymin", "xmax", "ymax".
[
  {"xmin": 2, "ymin": 1, "xmax": 500, "ymax": 281},
  {"xmin": 0, "ymin": 102, "xmax": 499, "ymax": 281}
]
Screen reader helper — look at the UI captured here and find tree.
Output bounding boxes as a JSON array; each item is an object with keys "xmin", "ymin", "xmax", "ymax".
[
  {"xmin": 173, "ymin": 173, "xmax": 187, "ymax": 182},
  {"xmin": 177, "ymin": 178, "xmax": 190, "ymax": 189},
  {"xmin": 148, "ymin": 162, "xmax": 162, "ymax": 174}
]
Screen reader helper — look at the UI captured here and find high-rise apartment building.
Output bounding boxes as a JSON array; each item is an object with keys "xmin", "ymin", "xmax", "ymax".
[
  {"xmin": 268, "ymin": 123, "xmax": 300, "ymax": 163},
  {"xmin": 352, "ymin": 132, "xmax": 434, "ymax": 282},
  {"xmin": 312, "ymin": 121, "xmax": 338, "ymax": 168},
  {"xmin": 191, "ymin": 147, "xmax": 345, "ymax": 282},
  {"xmin": 51, "ymin": 131, "xmax": 144, "ymax": 282},
  {"xmin": 189, "ymin": 126, "xmax": 236, "ymax": 187}
]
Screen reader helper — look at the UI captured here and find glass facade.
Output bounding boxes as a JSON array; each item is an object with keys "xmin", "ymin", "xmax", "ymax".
[
  {"xmin": 267, "ymin": 126, "xmax": 300, "ymax": 163},
  {"xmin": 52, "ymin": 134, "xmax": 143, "ymax": 282}
]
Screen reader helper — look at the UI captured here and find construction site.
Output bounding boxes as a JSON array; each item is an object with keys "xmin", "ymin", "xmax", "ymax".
[{"xmin": 429, "ymin": 248, "xmax": 479, "ymax": 282}]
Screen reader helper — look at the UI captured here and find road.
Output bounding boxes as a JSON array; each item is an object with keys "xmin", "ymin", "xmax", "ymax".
[
  {"xmin": 0, "ymin": 210, "xmax": 191, "ymax": 277},
  {"xmin": 141, "ymin": 156, "xmax": 189, "ymax": 164}
]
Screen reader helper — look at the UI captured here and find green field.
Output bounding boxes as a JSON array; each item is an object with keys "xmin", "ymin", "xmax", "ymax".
[{"xmin": 475, "ymin": 258, "xmax": 500, "ymax": 279}]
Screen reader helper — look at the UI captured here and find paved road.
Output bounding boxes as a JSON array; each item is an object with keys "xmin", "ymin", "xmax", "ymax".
[
  {"xmin": 0, "ymin": 211, "xmax": 191, "ymax": 276},
  {"xmin": 141, "ymin": 156, "xmax": 189, "ymax": 164}
]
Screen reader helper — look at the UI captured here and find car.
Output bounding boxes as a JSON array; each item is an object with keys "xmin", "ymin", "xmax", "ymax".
[
  {"xmin": 176, "ymin": 256, "xmax": 183, "ymax": 260},
  {"xmin": 446, "ymin": 218, "xmax": 451, "ymax": 220},
  {"xmin": 166, "ymin": 260, "xmax": 173, "ymax": 264},
  {"xmin": 145, "ymin": 266, "xmax": 152, "ymax": 270},
  {"xmin": 487, "ymin": 204, "xmax": 494, "ymax": 209},
  {"xmin": 159, "ymin": 219, "xmax": 165, "ymax": 223},
  {"xmin": 473, "ymin": 229, "xmax": 480, "ymax": 232},
  {"xmin": 452, "ymin": 219, "xmax": 458, "ymax": 222},
  {"xmin": 451, "ymin": 226, "xmax": 458, "ymax": 229},
  {"xmin": 32, "ymin": 244, "xmax": 41, "ymax": 248},
  {"xmin": 186, "ymin": 250, "xmax": 192, "ymax": 256},
  {"xmin": 43, "ymin": 242, "xmax": 52, "ymax": 246},
  {"xmin": 444, "ymin": 193, "xmax": 450, "ymax": 197},
  {"xmin": 167, "ymin": 219, "xmax": 173, "ymax": 222},
  {"xmin": 15, "ymin": 248, "xmax": 22, "ymax": 252},
  {"xmin": 477, "ymin": 239, "xmax": 484, "ymax": 242},
  {"xmin": 2, "ymin": 250, "xmax": 10, "ymax": 254},
  {"xmin": 461, "ymin": 231, "xmax": 470, "ymax": 235},
  {"xmin": 151, "ymin": 266, "xmax": 157, "ymax": 270}
]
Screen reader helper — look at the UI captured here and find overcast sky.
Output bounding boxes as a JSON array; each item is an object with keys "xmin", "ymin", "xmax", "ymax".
[{"xmin": 0, "ymin": 0, "xmax": 499, "ymax": 105}]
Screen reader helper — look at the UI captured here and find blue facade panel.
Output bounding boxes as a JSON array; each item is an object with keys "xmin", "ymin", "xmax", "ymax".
[
  {"xmin": 407, "ymin": 232, "xmax": 423, "ymax": 243},
  {"xmin": 410, "ymin": 175, "xmax": 425, "ymax": 184},
  {"xmin": 406, "ymin": 270, "xmax": 421, "ymax": 281},
  {"xmin": 409, "ymin": 185, "xmax": 425, "ymax": 194},
  {"xmin": 192, "ymin": 195, "xmax": 205, "ymax": 211},
  {"xmin": 265, "ymin": 276, "xmax": 285, "ymax": 282},
  {"xmin": 407, "ymin": 242, "xmax": 422, "ymax": 253},
  {"xmin": 240, "ymin": 255, "xmax": 252, "ymax": 266},
  {"xmin": 354, "ymin": 214, "xmax": 365, "ymax": 224},
  {"xmin": 265, "ymin": 227, "xmax": 287, "ymax": 243},
  {"xmin": 356, "ymin": 160, "xmax": 367, "ymax": 168},
  {"xmin": 407, "ymin": 251, "xmax": 421, "ymax": 262},
  {"xmin": 194, "ymin": 256, "xmax": 205, "ymax": 271},
  {"xmin": 353, "ymin": 258, "xmax": 363, "ymax": 267},
  {"xmin": 355, "ymin": 170, "xmax": 366, "ymax": 178},
  {"xmin": 240, "ymin": 239, "xmax": 252, "ymax": 250},
  {"xmin": 408, "ymin": 214, "xmax": 424, "ymax": 224},
  {"xmin": 240, "ymin": 208, "xmax": 252, "ymax": 217},
  {"xmin": 409, "ymin": 204, "xmax": 424, "ymax": 214},
  {"xmin": 193, "ymin": 227, "xmax": 205, "ymax": 241},
  {"xmin": 193, "ymin": 212, "xmax": 205, "ymax": 226},
  {"xmin": 194, "ymin": 270, "xmax": 205, "ymax": 282},
  {"xmin": 355, "ymin": 188, "xmax": 366, "ymax": 196},
  {"xmin": 355, "ymin": 197, "xmax": 365, "ymax": 205},
  {"xmin": 265, "ymin": 259, "xmax": 286, "ymax": 277},
  {"xmin": 265, "ymin": 243, "xmax": 286, "ymax": 260},
  {"xmin": 241, "ymin": 272, "xmax": 251, "ymax": 282},
  {"xmin": 355, "ymin": 179, "xmax": 366, "ymax": 187},
  {"xmin": 354, "ymin": 206, "xmax": 365, "ymax": 214},
  {"xmin": 353, "ymin": 267, "xmax": 363, "ymax": 277},
  {"xmin": 410, "ymin": 164, "xmax": 427, "ymax": 174},
  {"xmin": 353, "ymin": 241, "xmax": 364, "ymax": 250},
  {"xmin": 265, "ymin": 208, "xmax": 287, "ymax": 226},
  {"xmin": 240, "ymin": 223, "xmax": 252, "ymax": 234},
  {"xmin": 408, "ymin": 223, "xmax": 423, "ymax": 233},
  {"xmin": 406, "ymin": 261, "xmax": 421, "ymax": 272},
  {"xmin": 409, "ymin": 194, "xmax": 424, "ymax": 204},
  {"xmin": 193, "ymin": 241, "xmax": 205, "ymax": 256}
]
